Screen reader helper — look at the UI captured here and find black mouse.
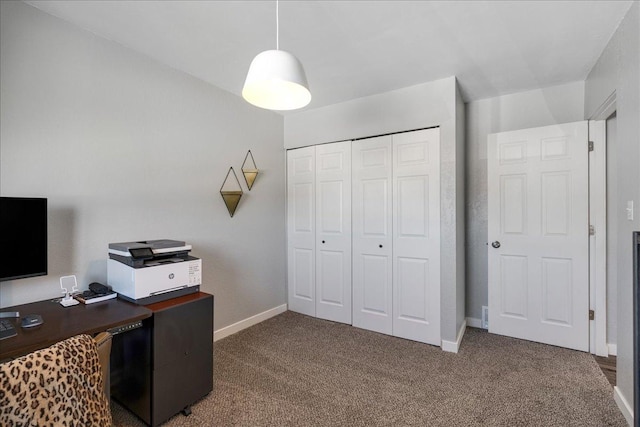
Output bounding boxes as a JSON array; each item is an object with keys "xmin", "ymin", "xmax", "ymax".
[{"xmin": 21, "ymin": 314, "xmax": 43, "ymax": 328}]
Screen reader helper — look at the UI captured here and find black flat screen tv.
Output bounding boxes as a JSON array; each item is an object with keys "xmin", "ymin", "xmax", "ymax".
[{"xmin": 0, "ymin": 197, "xmax": 48, "ymax": 281}]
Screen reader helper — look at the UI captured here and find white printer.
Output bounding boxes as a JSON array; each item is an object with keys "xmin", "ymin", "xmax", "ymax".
[{"xmin": 107, "ymin": 239, "xmax": 201, "ymax": 304}]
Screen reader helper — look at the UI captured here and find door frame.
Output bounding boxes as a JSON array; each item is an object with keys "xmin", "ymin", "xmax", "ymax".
[
  {"xmin": 589, "ymin": 91, "xmax": 616, "ymax": 357},
  {"xmin": 589, "ymin": 120, "xmax": 607, "ymax": 357}
]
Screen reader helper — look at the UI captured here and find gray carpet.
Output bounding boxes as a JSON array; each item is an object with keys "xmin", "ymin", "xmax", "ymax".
[{"xmin": 111, "ymin": 311, "xmax": 626, "ymax": 426}]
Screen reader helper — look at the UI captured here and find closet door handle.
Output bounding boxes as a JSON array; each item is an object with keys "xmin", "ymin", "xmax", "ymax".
[
  {"xmin": 491, "ymin": 241, "xmax": 501, "ymax": 248},
  {"xmin": 322, "ymin": 240, "xmax": 325, "ymax": 244},
  {"xmin": 379, "ymin": 244, "xmax": 383, "ymax": 248}
]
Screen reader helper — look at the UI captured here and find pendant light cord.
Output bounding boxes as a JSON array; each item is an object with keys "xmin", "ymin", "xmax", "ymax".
[{"xmin": 276, "ymin": 0, "xmax": 279, "ymax": 50}]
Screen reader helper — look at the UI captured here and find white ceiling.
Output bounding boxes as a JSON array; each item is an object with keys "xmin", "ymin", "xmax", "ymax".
[{"xmin": 26, "ymin": 0, "xmax": 633, "ymax": 111}]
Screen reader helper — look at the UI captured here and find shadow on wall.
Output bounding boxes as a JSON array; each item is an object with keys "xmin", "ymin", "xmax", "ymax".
[
  {"xmin": 49, "ymin": 205, "xmax": 76, "ymax": 278},
  {"xmin": 85, "ymin": 259, "xmax": 107, "ymax": 289},
  {"xmin": 194, "ymin": 243, "xmax": 273, "ymax": 329}
]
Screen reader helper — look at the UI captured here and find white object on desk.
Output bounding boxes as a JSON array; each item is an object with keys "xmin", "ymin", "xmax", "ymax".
[{"xmin": 60, "ymin": 275, "xmax": 79, "ymax": 307}]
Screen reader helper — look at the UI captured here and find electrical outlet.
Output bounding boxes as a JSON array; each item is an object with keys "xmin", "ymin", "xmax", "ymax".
[
  {"xmin": 482, "ymin": 306, "xmax": 489, "ymax": 329},
  {"xmin": 627, "ymin": 200, "xmax": 634, "ymax": 221}
]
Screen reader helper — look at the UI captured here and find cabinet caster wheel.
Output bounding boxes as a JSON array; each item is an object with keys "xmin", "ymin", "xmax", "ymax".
[{"xmin": 182, "ymin": 406, "xmax": 192, "ymax": 416}]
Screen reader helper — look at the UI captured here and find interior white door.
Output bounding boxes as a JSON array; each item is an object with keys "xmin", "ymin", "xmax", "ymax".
[
  {"xmin": 315, "ymin": 142, "xmax": 352, "ymax": 324},
  {"xmin": 352, "ymin": 136, "xmax": 393, "ymax": 335},
  {"xmin": 488, "ymin": 121, "xmax": 589, "ymax": 351},
  {"xmin": 392, "ymin": 129, "xmax": 440, "ymax": 345},
  {"xmin": 287, "ymin": 146, "xmax": 316, "ymax": 316}
]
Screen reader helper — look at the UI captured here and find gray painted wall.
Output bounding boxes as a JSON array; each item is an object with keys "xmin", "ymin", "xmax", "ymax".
[
  {"xmin": 585, "ymin": 1, "xmax": 639, "ymax": 413},
  {"xmin": 284, "ymin": 77, "xmax": 466, "ymax": 342},
  {"xmin": 464, "ymin": 81, "xmax": 586, "ymax": 321},
  {"xmin": 0, "ymin": 1, "xmax": 287, "ymax": 332}
]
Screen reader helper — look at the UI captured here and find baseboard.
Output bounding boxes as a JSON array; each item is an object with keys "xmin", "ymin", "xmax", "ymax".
[
  {"xmin": 613, "ymin": 386, "xmax": 634, "ymax": 426},
  {"xmin": 466, "ymin": 317, "xmax": 484, "ymax": 329},
  {"xmin": 607, "ymin": 343, "xmax": 617, "ymax": 356},
  {"xmin": 214, "ymin": 304, "xmax": 287, "ymax": 342},
  {"xmin": 442, "ymin": 319, "xmax": 467, "ymax": 353}
]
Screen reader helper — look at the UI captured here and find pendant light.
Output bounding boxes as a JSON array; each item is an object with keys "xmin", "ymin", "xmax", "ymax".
[{"xmin": 242, "ymin": 0, "xmax": 311, "ymax": 111}]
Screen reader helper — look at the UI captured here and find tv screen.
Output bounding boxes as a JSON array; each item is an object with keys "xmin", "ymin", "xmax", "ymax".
[{"xmin": 0, "ymin": 197, "xmax": 48, "ymax": 281}]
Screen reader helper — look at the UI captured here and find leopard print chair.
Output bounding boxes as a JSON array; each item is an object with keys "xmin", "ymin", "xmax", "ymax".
[{"xmin": 0, "ymin": 334, "xmax": 113, "ymax": 426}]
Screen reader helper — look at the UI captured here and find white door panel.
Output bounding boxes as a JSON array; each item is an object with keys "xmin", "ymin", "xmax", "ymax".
[
  {"xmin": 488, "ymin": 121, "xmax": 589, "ymax": 351},
  {"xmin": 317, "ymin": 250, "xmax": 344, "ymax": 303},
  {"xmin": 287, "ymin": 147, "xmax": 316, "ymax": 316},
  {"xmin": 290, "ymin": 129, "xmax": 440, "ymax": 346},
  {"xmin": 292, "ymin": 248, "xmax": 314, "ymax": 300},
  {"xmin": 361, "ymin": 254, "xmax": 390, "ymax": 314},
  {"xmin": 352, "ymin": 136, "xmax": 393, "ymax": 335},
  {"xmin": 392, "ymin": 129, "xmax": 440, "ymax": 345},
  {"xmin": 362, "ymin": 180, "xmax": 389, "ymax": 235},
  {"xmin": 396, "ymin": 257, "xmax": 429, "ymax": 319},
  {"xmin": 316, "ymin": 142, "xmax": 352, "ymax": 324},
  {"xmin": 292, "ymin": 183, "xmax": 314, "ymax": 232},
  {"xmin": 353, "ymin": 129, "xmax": 441, "ymax": 344}
]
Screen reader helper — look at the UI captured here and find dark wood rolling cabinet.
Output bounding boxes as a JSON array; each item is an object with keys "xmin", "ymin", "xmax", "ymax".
[{"xmin": 111, "ymin": 292, "xmax": 213, "ymax": 426}]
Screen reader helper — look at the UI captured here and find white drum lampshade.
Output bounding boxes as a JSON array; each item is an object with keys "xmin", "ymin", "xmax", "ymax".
[{"xmin": 242, "ymin": 49, "xmax": 311, "ymax": 111}]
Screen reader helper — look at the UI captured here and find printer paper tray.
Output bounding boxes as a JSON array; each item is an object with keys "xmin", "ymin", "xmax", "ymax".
[{"xmin": 117, "ymin": 285, "xmax": 200, "ymax": 305}]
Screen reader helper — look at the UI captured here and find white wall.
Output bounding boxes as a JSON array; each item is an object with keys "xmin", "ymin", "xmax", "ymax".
[
  {"xmin": 284, "ymin": 76, "xmax": 466, "ymax": 342},
  {"xmin": 0, "ymin": 1, "xmax": 286, "ymax": 332},
  {"xmin": 465, "ymin": 81, "xmax": 586, "ymax": 321},
  {"xmin": 585, "ymin": 2, "xmax": 639, "ymax": 419}
]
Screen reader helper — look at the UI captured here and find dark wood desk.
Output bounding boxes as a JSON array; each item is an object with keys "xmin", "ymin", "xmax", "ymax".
[{"xmin": 0, "ymin": 297, "xmax": 152, "ymax": 360}]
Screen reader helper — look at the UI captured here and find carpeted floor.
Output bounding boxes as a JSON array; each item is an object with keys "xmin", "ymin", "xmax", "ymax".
[{"xmin": 111, "ymin": 311, "xmax": 626, "ymax": 426}]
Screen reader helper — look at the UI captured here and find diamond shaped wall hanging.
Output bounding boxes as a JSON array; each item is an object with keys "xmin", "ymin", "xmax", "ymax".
[
  {"xmin": 241, "ymin": 150, "xmax": 259, "ymax": 190},
  {"xmin": 220, "ymin": 167, "xmax": 243, "ymax": 217}
]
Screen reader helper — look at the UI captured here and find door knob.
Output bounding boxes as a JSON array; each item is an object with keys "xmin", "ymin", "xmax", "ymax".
[
  {"xmin": 379, "ymin": 244, "xmax": 383, "ymax": 248},
  {"xmin": 491, "ymin": 241, "xmax": 501, "ymax": 248},
  {"xmin": 322, "ymin": 240, "xmax": 325, "ymax": 244}
]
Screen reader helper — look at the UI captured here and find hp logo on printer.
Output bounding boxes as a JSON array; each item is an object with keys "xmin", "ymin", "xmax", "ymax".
[{"xmin": 169, "ymin": 273, "xmax": 175, "ymax": 279}]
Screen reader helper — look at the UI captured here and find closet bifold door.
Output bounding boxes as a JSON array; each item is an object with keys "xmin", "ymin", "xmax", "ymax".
[
  {"xmin": 352, "ymin": 136, "xmax": 394, "ymax": 335},
  {"xmin": 315, "ymin": 142, "xmax": 352, "ymax": 324},
  {"xmin": 392, "ymin": 128, "xmax": 440, "ymax": 345},
  {"xmin": 287, "ymin": 146, "xmax": 316, "ymax": 316}
]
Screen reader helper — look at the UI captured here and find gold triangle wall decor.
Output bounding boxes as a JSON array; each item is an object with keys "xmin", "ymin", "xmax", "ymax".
[
  {"xmin": 241, "ymin": 150, "xmax": 259, "ymax": 190},
  {"xmin": 220, "ymin": 167, "xmax": 243, "ymax": 217}
]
